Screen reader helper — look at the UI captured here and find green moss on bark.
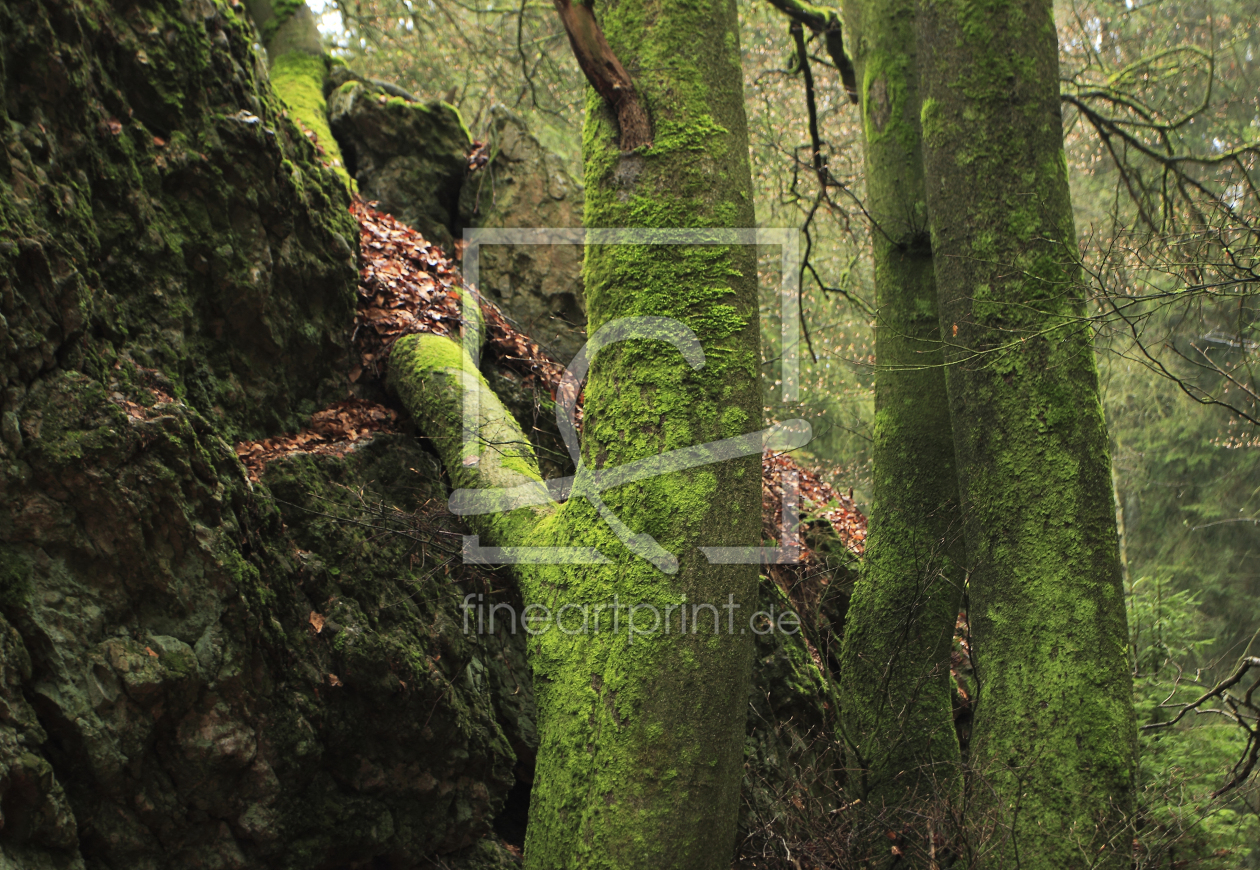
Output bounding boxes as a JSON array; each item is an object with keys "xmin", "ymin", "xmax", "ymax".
[
  {"xmin": 389, "ymin": 333, "xmax": 555, "ymax": 551},
  {"xmin": 913, "ymin": 0, "xmax": 1137, "ymax": 865},
  {"xmin": 389, "ymin": 1, "xmax": 763, "ymax": 865},
  {"xmin": 837, "ymin": 0, "xmax": 965, "ymax": 834},
  {"xmin": 521, "ymin": 2, "xmax": 761, "ymax": 865},
  {"xmin": 271, "ymin": 51, "xmax": 351, "ymax": 186}
]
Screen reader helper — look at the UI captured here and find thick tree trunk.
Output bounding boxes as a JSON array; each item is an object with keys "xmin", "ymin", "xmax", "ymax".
[
  {"xmin": 837, "ymin": 0, "xmax": 965, "ymax": 843},
  {"xmin": 525, "ymin": 1, "xmax": 761, "ymax": 864},
  {"xmin": 392, "ymin": 0, "xmax": 762, "ymax": 866},
  {"xmin": 912, "ymin": 0, "xmax": 1137, "ymax": 864}
]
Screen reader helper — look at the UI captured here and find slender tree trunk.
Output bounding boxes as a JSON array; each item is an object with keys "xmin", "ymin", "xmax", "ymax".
[
  {"xmin": 245, "ymin": 0, "xmax": 323, "ymax": 57},
  {"xmin": 837, "ymin": 0, "xmax": 966, "ymax": 837},
  {"xmin": 912, "ymin": 0, "xmax": 1136, "ymax": 864},
  {"xmin": 244, "ymin": 0, "xmax": 350, "ymax": 185},
  {"xmin": 393, "ymin": 0, "xmax": 762, "ymax": 865}
]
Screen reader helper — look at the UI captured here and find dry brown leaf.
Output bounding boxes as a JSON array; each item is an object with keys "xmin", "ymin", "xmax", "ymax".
[{"xmin": 234, "ymin": 399, "xmax": 399, "ymax": 481}]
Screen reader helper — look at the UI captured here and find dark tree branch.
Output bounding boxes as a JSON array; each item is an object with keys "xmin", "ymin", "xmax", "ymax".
[
  {"xmin": 1143, "ymin": 656, "xmax": 1260, "ymax": 799},
  {"xmin": 763, "ymin": 0, "xmax": 857, "ymax": 102},
  {"xmin": 551, "ymin": 0, "xmax": 651, "ymax": 150},
  {"xmin": 790, "ymin": 22, "xmax": 825, "ymax": 183}
]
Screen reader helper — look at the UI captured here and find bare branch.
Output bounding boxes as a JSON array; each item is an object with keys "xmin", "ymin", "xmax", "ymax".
[
  {"xmin": 762, "ymin": 0, "xmax": 858, "ymax": 102},
  {"xmin": 551, "ymin": 0, "xmax": 651, "ymax": 151},
  {"xmin": 1142, "ymin": 656, "xmax": 1260, "ymax": 799}
]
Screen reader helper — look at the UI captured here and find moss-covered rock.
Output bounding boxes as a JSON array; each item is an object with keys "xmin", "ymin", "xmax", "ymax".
[
  {"xmin": 0, "ymin": 0, "xmax": 518, "ymax": 866},
  {"xmin": 0, "ymin": 613, "xmax": 80, "ymax": 868},
  {"xmin": 326, "ymin": 73, "xmax": 471, "ymax": 251},
  {"xmin": 259, "ymin": 436, "xmax": 524, "ymax": 865},
  {"xmin": 0, "ymin": 0, "xmax": 358, "ymax": 444},
  {"xmin": 1, "ymin": 383, "xmax": 525, "ymax": 867}
]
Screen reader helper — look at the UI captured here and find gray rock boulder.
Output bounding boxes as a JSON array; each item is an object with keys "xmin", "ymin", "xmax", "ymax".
[{"xmin": 460, "ymin": 110, "xmax": 587, "ymax": 365}]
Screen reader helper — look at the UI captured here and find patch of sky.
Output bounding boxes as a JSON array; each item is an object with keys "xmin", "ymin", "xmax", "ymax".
[{"xmin": 307, "ymin": 0, "xmax": 346, "ymax": 41}]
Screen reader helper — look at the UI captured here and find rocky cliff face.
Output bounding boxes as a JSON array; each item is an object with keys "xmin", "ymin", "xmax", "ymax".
[
  {"xmin": 0, "ymin": 0, "xmax": 357, "ymax": 445},
  {"xmin": 0, "ymin": 1, "xmax": 857, "ymax": 867},
  {"xmin": 0, "ymin": 0, "xmax": 521, "ymax": 866}
]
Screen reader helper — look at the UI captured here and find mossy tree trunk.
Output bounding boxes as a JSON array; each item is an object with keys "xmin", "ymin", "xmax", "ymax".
[
  {"xmin": 245, "ymin": 0, "xmax": 322, "ymax": 57},
  {"xmin": 245, "ymin": 0, "xmax": 349, "ymax": 184},
  {"xmin": 391, "ymin": 0, "xmax": 762, "ymax": 867},
  {"xmin": 836, "ymin": 0, "xmax": 965, "ymax": 843},
  {"xmin": 913, "ymin": 0, "xmax": 1137, "ymax": 864}
]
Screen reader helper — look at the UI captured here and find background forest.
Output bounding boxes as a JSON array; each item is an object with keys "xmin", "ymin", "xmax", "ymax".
[{"xmin": 309, "ymin": 0, "xmax": 1260, "ymax": 862}]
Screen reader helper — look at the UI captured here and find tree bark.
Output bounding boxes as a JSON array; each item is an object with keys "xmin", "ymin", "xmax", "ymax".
[
  {"xmin": 913, "ymin": 0, "xmax": 1137, "ymax": 864},
  {"xmin": 551, "ymin": 0, "xmax": 651, "ymax": 151},
  {"xmin": 525, "ymin": 1, "xmax": 761, "ymax": 863},
  {"xmin": 245, "ymin": 0, "xmax": 323, "ymax": 57},
  {"xmin": 836, "ymin": 0, "xmax": 966, "ymax": 846},
  {"xmin": 392, "ymin": 0, "xmax": 762, "ymax": 865},
  {"xmin": 244, "ymin": 0, "xmax": 351, "ymax": 185}
]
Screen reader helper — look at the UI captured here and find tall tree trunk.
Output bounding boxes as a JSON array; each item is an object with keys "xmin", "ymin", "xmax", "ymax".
[
  {"xmin": 393, "ymin": 0, "xmax": 762, "ymax": 865},
  {"xmin": 527, "ymin": 1, "xmax": 761, "ymax": 863},
  {"xmin": 837, "ymin": 0, "xmax": 966, "ymax": 845},
  {"xmin": 912, "ymin": 0, "xmax": 1137, "ymax": 864}
]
